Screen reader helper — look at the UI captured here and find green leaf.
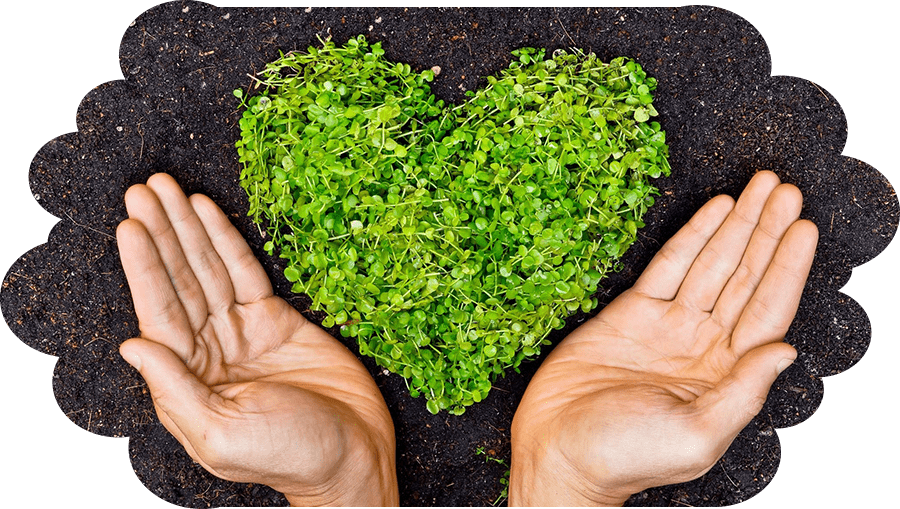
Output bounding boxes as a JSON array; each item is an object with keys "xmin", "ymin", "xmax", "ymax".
[
  {"xmin": 634, "ymin": 107, "xmax": 650, "ymax": 122},
  {"xmin": 284, "ymin": 266, "xmax": 301, "ymax": 282}
]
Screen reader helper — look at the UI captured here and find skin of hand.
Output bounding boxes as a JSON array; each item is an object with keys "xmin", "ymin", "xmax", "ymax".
[
  {"xmin": 116, "ymin": 173, "xmax": 398, "ymax": 506},
  {"xmin": 509, "ymin": 171, "xmax": 819, "ymax": 506}
]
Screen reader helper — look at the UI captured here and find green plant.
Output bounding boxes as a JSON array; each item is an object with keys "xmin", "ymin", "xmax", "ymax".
[
  {"xmin": 234, "ymin": 35, "xmax": 670, "ymax": 415},
  {"xmin": 476, "ymin": 447, "xmax": 510, "ymax": 505}
]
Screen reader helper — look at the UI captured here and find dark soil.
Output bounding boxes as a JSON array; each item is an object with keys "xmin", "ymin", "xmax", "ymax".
[{"xmin": 3, "ymin": 2, "xmax": 897, "ymax": 507}]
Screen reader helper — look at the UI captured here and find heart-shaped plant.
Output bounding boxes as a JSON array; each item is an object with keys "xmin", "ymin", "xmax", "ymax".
[{"xmin": 234, "ymin": 35, "xmax": 670, "ymax": 414}]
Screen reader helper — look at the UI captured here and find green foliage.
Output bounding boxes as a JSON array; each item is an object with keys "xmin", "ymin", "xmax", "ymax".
[
  {"xmin": 476, "ymin": 446, "xmax": 510, "ymax": 505},
  {"xmin": 235, "ymin": 35, "xmax": 670, "ymax": 415}
]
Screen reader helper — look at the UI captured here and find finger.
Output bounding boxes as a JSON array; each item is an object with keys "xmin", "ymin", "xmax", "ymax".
[
  {"xmin": 146, "ymin": 173, "xmax": 236, "ymax": 314},
  {"xmin": 731, "ymin": 220, "xmax": 818, "ymax": 355},
  {"xmin": 711, "ymin": 184, "xmax": 803, "ymax": 331},
  {"xmin": 676, "ymin": 171, "xmax": 781, "ymax": 312},
  {"xmin": 631, "ymin": 194, "xmax": 734, "ymax": 301},
  {"xmin": 692, "ymin": 341, "xmax": 796, "ymax": 449},
  {"xmin": 120, "ymin": 337, "xmax": 216, "ymax": 451},
  {"xmin": 190, "ymin": 193, "xmax": 273, "ymax": 304},
  {"xmin": 125, "ymin": 184, "xmax": 207, "ymax": 333},
  {"xmin": 117, "ymin": 219, "xmax": 195, "ymax": 361}
]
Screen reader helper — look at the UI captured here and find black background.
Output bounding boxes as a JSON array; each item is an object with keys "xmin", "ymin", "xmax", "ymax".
[{"xmin": 0, "ymin": 4, "xmax": 900, "ymax": 508}]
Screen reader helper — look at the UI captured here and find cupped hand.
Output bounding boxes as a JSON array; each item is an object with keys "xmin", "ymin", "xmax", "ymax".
[
  {"xmin": 117, "ymin": 173, "xmax": 397, "ymax": 506},
  {"xmin": 510, "ymin": 171, "xmax": 818, "ymax": 506}
]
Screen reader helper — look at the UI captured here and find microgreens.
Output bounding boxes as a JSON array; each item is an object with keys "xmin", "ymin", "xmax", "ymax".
[
  {"xmin": 476, "ymin": 446, "xmax": 511, "ymax": 505},
  {"xmin": 235, "ymin": 35, "xmax": 670, "ymax": 415}
]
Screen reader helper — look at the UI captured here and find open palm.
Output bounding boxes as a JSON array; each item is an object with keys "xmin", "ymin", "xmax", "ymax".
[
  {"xmin": 117, "ymin": 173, "xmax": 397, "ymax": 506},
  {"xmin": 510, "ymin": 171, "xmax": 818, "ymax": 505}
]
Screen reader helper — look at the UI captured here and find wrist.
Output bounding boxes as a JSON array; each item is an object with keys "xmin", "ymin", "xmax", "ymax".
[
  {"xmin": 510, "ymin": 435, "xmax": 633, "ymax": 506},
  {"xmin": 282, "ymin": 443, "xmax": 398, "ymax": 506},
  {"xmin": 277, "ymin": 407, "xmax": 398, "ymax": 507}
]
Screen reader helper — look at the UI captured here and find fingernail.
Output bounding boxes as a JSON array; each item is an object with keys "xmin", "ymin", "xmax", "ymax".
[
  {"xmin": 121, "ymin": 350, "xmax": 142, "ymax": 371},
  {"xmin": 776, "ymin": 357, "xmax": 794, "ymax": 374}
]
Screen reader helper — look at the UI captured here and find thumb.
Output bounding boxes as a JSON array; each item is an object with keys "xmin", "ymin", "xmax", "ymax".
[
  {"xmin": 120, "ymin": 337, "xmax": 214, "ymax": 441},
  {"xmin": 695, "ymin": 342, "xmax": 797, "ymax": 440}
]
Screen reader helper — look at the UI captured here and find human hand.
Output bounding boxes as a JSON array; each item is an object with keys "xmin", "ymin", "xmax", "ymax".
[
  {"xmin": 116, "ymin": 174, "xmax": 397, "ymax": 506},
  {"xmin": 509, "ymin": 171, "xmax": 818, "ymax": 506}
]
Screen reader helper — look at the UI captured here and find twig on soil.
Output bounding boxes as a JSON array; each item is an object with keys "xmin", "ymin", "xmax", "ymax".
[{"xmin": 63, "ymin": 212, "xmax": 116, "ymax": 241}]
